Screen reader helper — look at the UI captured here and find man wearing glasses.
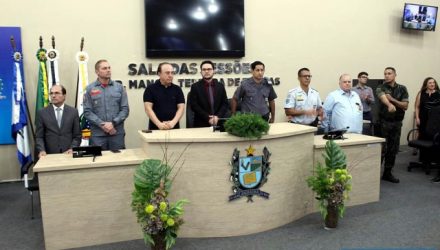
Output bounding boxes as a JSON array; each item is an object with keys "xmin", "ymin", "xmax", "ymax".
[
  {"xmin": 284, "ymin": 68, "xmax": 323, "ymax": 126},
  {"xmin": 36, "ymin": 85, "xmax": 81, "ymax": 158},
  {"xmin": 189, "ymin": 60, "xmax": 229, "ymax": 128},
  {"xmin": 352, "ymin": 72, "xmax": 375, "ymax": 135}
]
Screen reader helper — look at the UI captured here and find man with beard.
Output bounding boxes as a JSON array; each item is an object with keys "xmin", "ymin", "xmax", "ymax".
[
  {"xmin": 376, "ymin": 67, "xmax": 409, "ymax": 183},
  {"xmin": 143, "ymin": 62, "xmax": 185, "ymax": 130},
  {"xmin": 189, "ymin": 60, "xmax": 229, "ymax": 128}
]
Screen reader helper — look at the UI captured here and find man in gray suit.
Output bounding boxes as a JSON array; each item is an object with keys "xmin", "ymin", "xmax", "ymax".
[{"xmin": 36, "ymin": 85, "xmax": 82, "ymax": 158}]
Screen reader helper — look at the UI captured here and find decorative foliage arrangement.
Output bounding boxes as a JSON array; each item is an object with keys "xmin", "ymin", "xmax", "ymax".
[
  {"xmin": 307, "ymin": 140, "xmax": 352, "ymax": 219},
  {"xmin": 131, "ymin": 158, "xmax": 188, "ymax": 250},
  {"xmin": 224, "ymin": 112, "xmax": 270, "ymax": 139}
]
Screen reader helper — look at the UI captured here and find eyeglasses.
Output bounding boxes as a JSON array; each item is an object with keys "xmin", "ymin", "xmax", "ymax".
[
  {"xmin": 300, "ymin": 75, "xmax": 312, "ymax": 78},
  {"xmin": 201, "ymin": 68, "xmax": 213, "ymax": 71},
  {"xmin": 360, "ymin": 76, "xmax": 369, "ymax": 79},
  {"xmin": 50, "ymin": 92, "xmax": 63, "ymax": 95}
]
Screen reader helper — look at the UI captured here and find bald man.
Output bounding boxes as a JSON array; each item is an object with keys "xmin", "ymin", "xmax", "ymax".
[{"xmin": 321, "ymin": 74, "xmax": 363, "ymax": 134}]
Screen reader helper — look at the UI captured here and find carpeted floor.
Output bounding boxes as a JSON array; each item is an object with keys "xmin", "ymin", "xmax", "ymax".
[{"xmin": 1, "ymin": 146, "xmax": 439, "ymax": 250}]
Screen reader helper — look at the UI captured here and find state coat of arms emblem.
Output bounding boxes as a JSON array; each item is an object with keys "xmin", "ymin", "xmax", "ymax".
[{"xmin": 229, "ymin": 145, "xmax": 271, "ymax": 202}]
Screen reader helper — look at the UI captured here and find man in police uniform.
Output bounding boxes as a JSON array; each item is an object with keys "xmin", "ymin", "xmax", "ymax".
[
  {"xmin": 284, "ymin": 68, "xmax": 323, "ymax": 126},
  {"xmin": 84, "ymin": 59, "xmax": 129, "ymax": 150},
  {"xmin": 376, "ymin": 67, "xmax": 409, "ymax": 183},
  {"xmin": 231, "ymin": 61, "xmax": 277, "ymax": 123}
]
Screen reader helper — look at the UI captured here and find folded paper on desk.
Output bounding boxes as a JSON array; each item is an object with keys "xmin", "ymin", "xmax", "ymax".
[{"xmin": 72, "ymin": 146, "xmax": 102, "ymax": 158}]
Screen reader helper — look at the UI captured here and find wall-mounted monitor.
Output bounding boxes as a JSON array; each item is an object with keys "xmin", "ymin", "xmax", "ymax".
[
  {"xmin": 402, "ymin": 3, "xmax": 438, "ymax": 31},
  {"xmin": 145, "ymin": 0, "xmax": 245, "ymax": 58}
]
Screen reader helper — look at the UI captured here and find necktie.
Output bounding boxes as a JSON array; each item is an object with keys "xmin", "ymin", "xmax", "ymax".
[
  {"xmin": 207, "ymin": 83, "xmax": 215, "ymax": 114},
  {"xmin": 56, "ymin": 107, "xmax": 62, "ymax": 128}
]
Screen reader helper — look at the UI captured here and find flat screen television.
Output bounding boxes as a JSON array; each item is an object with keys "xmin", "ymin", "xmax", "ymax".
[
  {"xmin": 402, "ymin": 3, "xmax": 438, "ymax": 31},
  {"xmin": 145, "ymin": 0, "xmax": 245, "ymax": 58}
]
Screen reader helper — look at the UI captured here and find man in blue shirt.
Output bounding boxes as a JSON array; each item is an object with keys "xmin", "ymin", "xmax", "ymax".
[{"xmin": 322, "ymin": 74, "xmax": 363, "ymax": 134}]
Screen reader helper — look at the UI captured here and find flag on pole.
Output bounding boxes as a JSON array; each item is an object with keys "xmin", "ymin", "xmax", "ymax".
[
  {"xmin": 75, "ymin": 43, "xmax": 91, "ymax": 146},
  {"xmin": 46, "ymin": 36, "xmax": 60, "ymax": 87},
  {"xmin": 11, "ymin": 50, "xmax": 32, "ymax": 176},
  {"xmin": 46, "ymin": 48, "xmax": 60, "ymax": 86},
  {"xmin": 35, "ymin": 48, "xmax": 49, "ymax": 122}
]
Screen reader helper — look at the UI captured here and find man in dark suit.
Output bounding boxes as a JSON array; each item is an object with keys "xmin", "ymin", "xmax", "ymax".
[
  {"xmin": 189, "ymin": 60, "xmax": 229, "ymax": 127},
  {"xmin": 36, "ymin": 85, "xmax": 81, "ymax": 157}
]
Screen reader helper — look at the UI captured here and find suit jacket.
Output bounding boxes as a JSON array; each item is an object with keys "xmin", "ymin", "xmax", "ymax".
[
  {"xmin": 189, "ymin": 79, "xmax": 229, "ymax": 127},
  {"xmin": 36, "ymin": 104, "xmax": 82, "ymax": 154}
]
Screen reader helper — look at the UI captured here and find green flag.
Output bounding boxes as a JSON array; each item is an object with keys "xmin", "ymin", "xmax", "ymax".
[{"xmin": 35, "ymin": 48, "xmax": 49, "ymax": 122}]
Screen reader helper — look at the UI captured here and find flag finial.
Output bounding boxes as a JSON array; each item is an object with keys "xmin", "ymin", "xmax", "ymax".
[
  {"xmin": 10, "ymin": 36, "xmax": 16, "ymax": 51},
  {"xmin": 51, "ymin": 35, "xmax": 56, "ymax": 49},
  {"xmin": 80, "ymin": 37, "xmax": 84, "ymax": 51},
  {"xmin": 39, "ymin": 36, "xmax": 43, "ymax": 49}
]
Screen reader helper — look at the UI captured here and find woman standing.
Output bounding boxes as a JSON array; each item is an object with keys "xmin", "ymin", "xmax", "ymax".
[{"xmin": 415, "ymin": 77, "xmax": 440, "ymax": 139}]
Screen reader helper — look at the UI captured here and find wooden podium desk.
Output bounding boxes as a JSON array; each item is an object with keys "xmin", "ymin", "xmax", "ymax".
[
  {"xmin": 34, "ymin": 126, "xmax": 385, "ymax": 250},
  {"xmin": 34, "ymin": 123, "xmax": 316, "ymax": 249},
  {"xmin": 313, "ymin": 133, "xmax": 385, "ymax": 206},
  {"xmin": 139, "ymin": 123, "xmax": 317, "ymax": 238},
  {"xmin": 34, "ymin": 148, "xmax": 147, "ymax": 250}
]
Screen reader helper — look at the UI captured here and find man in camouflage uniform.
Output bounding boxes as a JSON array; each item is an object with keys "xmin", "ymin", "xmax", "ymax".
[{"xmin": 376, "ymin": 67, "xmax": 409, "ymax": 183}]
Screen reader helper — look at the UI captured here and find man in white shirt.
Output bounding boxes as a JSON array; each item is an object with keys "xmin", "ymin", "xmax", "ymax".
[{"xmin": 284, "ymin": 68, "xmax": 323, "ymax": 126}]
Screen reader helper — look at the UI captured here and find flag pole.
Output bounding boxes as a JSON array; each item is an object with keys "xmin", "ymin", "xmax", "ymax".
[
  {"xmin": 10, "ymin": 36, "xmax": 35, "ymax": 139},
  {"xmin": 75, "ymin": 37, "xmax": 84, "ymax": 108}
]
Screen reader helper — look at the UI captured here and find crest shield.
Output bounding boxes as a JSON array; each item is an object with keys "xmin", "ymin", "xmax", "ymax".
[{"xmin": 238, "ymin": 156, "xmax": 262, "ymax": 189}]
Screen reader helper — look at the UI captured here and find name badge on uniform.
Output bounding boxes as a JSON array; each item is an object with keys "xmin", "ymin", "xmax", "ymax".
[
  {"xmin": 91, "ymin": 89, "xmax": 102, "ymax": 96},
  {"xmin": 296, "ymin": 94, "xmax": 304, "ymax": 102}
]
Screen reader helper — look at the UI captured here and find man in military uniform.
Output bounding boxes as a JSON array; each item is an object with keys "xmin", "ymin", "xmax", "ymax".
[
  {"xmin": 284, "ymin": 68, "xmax": 323, "ymax": 126},
  {"xmin": 376, "ymin": 67, "xmax": 409, "ymax": 183},
  {"xmin": 231, "ymin": 61, "xmax": 277, "ymax": 123},
  {"xmin": 84, "ymin": 59, "xmax": 129, "ymax": 150}
]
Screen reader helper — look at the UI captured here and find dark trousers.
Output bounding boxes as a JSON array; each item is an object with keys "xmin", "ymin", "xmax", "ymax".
[
  {"xmin": 362, "ymin": 111, "xmax": 373, "ymax": 135},
  {"xmin": 262, "ymin": 113, "xmax": 270, "ymax": 122},
  {"xmin": 380, "ymin": 120, "xmax": 402, "ymax": 169},
  {"xmin": 90, "ymin": 133, "xmax": 126, "ymax": 151}
]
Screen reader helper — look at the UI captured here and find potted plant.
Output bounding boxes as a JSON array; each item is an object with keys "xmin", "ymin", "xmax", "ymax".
[
  {"xmin": 306, "ymin": 140, "xmax": 352, "ymax": 229},
  {"xmin": 131, "ymin": 158, "xmax": 188, "ymax": 250},
  {"xmin": 224, "ymin": 112, "xmax": 270, "ymax": 139}
]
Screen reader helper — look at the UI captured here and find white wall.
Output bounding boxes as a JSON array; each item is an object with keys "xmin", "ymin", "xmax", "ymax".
[{"xmin": 1, "ymin": 0, "xmax": 439, "ymax": 180}]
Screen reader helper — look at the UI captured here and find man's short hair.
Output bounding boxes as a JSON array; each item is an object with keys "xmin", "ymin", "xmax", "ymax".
[
  {"xmin": 298, "ymin": 68, "xmax": 310, "ymax": 77},
  {"xmin": 95, "ymin": 59, "xmax": 108, "ymax": 71},
  {"xmin": 385, "ymin": 67, "xmax": 396, "ymax": 73},
  {"xmin": 200, "ymin": 60, "xmax": 214, "ymax": 70},
  {"xmin": 51, "ymin": 84, "xmax": 66, "ymax": 95},
  {"xmin": 357, "ymin": 71, "xmax": 368, "ymax": 78},
  {"xmin": 251, "ymin": 61, "xmax": 265, "ymax": 70},
  {"xmin": 157, "ymin": 62, "xmax": 172, "ymax": 74}
]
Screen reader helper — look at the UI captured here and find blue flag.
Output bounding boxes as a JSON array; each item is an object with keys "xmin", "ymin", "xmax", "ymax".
[{"xmin": 11, "ymin": 52, "xmax": 32, "ymax": 176}]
